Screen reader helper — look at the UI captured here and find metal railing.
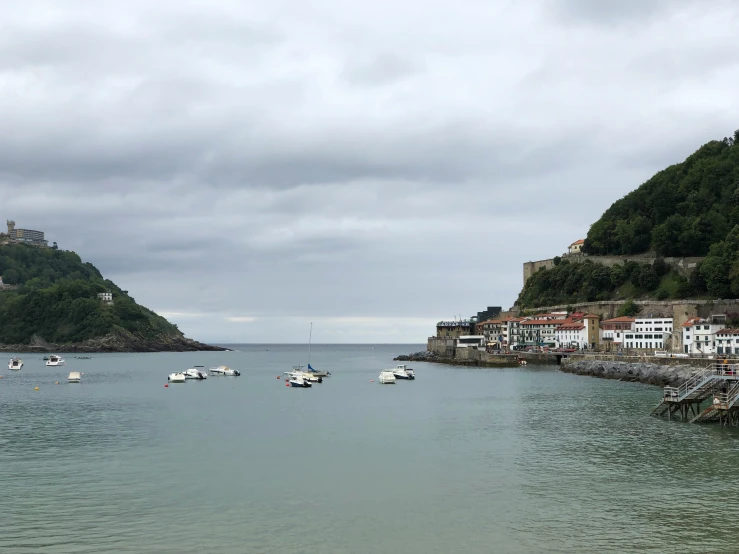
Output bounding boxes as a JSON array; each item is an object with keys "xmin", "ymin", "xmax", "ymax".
[
  {"xmin": 664, "ymin": 363, "xmax": 724, "ymax": 402},
  {"xmin": 712, "ymin": 382, "xmax": 739, "ymax": 410}
]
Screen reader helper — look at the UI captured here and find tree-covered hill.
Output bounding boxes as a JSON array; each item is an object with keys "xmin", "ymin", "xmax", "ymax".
[
  {"xmin": 517, "ymin": 130, "xmax": 739, "ymax": 308},
  {"xmin": 583, "ymin": 131, "xmax": 739, "ymax": 257},
  {"xmin": 0, "ymin": 243, "xmax": 219, "ymax": 350}
]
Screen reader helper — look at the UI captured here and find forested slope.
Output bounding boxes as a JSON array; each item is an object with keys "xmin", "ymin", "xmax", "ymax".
[{"xmin": 0, "ymin": 243, "xmax": 218, "ymax": 350}]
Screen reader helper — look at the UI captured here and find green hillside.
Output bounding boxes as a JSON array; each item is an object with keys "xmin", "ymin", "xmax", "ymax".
[
  {"xmin": 517, "ymin": 130, "xmax": 739, "ymax": 308},
  {"xmin": 0, "ymin": 243, "xmax": 185, "ymax": 345},
  {"xmin": 584, "ymin": 132, "xmax": 739, "ymax": 257}
]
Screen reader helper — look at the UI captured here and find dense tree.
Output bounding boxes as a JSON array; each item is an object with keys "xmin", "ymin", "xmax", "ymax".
[
  {"xmin": 0, "ymin": 244, "xmax": 183, "ymax": 344},
  {"xmin": 515, "ymin": 259, "xmax": 699, "ymax": 308},
  {"xmin": 582, "ymin": 132, "xmax": 739, "ymax": 256}
]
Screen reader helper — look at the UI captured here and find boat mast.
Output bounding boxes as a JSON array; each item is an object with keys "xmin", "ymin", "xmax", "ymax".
[{"xmin": 309, "ymin": 322, "xmax": 312, "ymax": 365}]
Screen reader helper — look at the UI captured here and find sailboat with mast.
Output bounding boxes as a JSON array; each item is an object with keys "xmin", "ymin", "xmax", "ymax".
[{"xmin": 305, "ymin": 322, "xmax": 330, "ymax": 378}]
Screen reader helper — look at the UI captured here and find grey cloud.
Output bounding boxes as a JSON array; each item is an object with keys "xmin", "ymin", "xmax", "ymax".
[
  {"xmin": 342, "ymin": 53, "xmax": 424, "ymax": 86},
  {"xmin": 1, "ymin": 0, "xmax": 739, "ymax": 342},
  {"xmin": 548, "ymin": 0, "xmax": 697, "ymax": 25}
]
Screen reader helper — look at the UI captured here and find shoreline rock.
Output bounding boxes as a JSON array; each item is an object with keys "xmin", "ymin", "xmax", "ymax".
[{"xmin": 559, "ymin": 359, "xmax": 695, "ymax": 387}]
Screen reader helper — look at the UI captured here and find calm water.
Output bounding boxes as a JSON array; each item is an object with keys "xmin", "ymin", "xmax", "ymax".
[{"xmin": 1, "ymin": 344, "xmax": 738, "ymax": 553}]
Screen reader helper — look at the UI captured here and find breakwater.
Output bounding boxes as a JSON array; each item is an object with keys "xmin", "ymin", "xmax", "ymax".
[
  {"xmin": 559, "ymin": 358, "xmax": 699, "ymax": 387},
  {"xmin": 398, "ymin": 349, "xmax": 719, "ymax": 388}
]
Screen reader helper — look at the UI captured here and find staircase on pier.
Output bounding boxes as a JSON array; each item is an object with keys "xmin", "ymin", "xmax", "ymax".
[
  {"xmin": 690, "ymin": 382, "xmax": 739, "ymax": 424},
  {"xmin": 652, "ymin": 363, "xmax": 739, "ymax": 422}
]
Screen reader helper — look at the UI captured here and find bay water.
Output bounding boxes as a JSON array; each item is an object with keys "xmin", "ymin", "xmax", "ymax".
[{"xmin": 1, "ymin": 344, "xmax": 738, "ymax": 553}]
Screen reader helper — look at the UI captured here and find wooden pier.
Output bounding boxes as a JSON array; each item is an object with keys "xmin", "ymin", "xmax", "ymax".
[{"xmin": 651, "ymin": 363, "xmax": 739, "ymax": 426}]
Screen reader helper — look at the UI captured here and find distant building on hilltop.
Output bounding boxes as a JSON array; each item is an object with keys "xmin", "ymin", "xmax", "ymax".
[
  {"xmin": 568, "ymin": 239, "xmax": 585, "ymax": 255},
  {"xmin": 6, "ymin": 220, "xmax": 48, "ymax": 247},
  {"xmin": 97, "ymin": 291, "xmax": 114, "ymax": 305}
]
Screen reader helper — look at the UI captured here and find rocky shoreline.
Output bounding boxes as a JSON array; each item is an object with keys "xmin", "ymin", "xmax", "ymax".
[
  {"xmin": 0, "ymin": 331, "xmax": 228, "ymax": 353},
  {"xmin": 556, "ymin": 359, "xmax": 695, "ymax": 387}
]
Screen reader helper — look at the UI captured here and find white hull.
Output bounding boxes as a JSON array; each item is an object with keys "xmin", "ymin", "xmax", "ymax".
[
  {"xmin": 46, "ymin": 355, "xmax": 65, "ymax": 367},
  {"xmin": 8, "ymin": 359, "xmax": 23, "ymax": 370},
  {"xmin": 168, "ymin": 372, "xmax": 186, "ymax": 383},
  {"xmin": 68, "ymin": 371, "xmax": 81, "ymax": 383},
  {"xmin": 378, "ymin": 371, "xmax": 396, "ymax": 384}
]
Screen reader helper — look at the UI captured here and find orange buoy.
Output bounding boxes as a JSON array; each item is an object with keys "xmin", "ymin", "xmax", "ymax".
[
  {"xmin": 164, "ymin": 384, "xmax": 169, "ymax": 388},
  {"xmin": 285, "ymin": 381, "xmax": 289, "ymax": 386},
  {"xmin": 277, "ymin": 375, "xmax": 281, "ymax": 379},
  {"xmin": 370, "ymin": 379, "xmax": 374, "ymax": 382}
]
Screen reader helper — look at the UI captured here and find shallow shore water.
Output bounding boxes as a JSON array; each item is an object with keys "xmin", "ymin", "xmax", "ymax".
[{"xmin": 2, "ymin": 344, "xmax": 738, "ymax": 553}]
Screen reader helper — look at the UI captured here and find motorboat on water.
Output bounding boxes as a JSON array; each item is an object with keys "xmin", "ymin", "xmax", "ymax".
[
  {"xmin": 184, "ymin": 366, "xmax": 208, "ymax": 380},
  {"xmin": 285, "ymin": 366, "xmax": 322, "ymax": 383},
  {"xmin": 68, "ymin": 371, "xmax": 81, "ymax": 383},
  {"xmin": 168, "ymin": 372, "xmax": 186, "ymax": 383},
  {"xmin": 46, "ymin": 355, "xmax": 65, "ymax": 367},
  {"xmin": 210, "ymin": 365, "xmax": 240, "ymax": 376},
  {"xmin": 8, "ymin": 358, "xmax": 23, "ymax": 370},
  {"xmin": 378, "ymin": 370, "xmax": 396, "ymax": 384},
  {"xmin": 288, "ymin": 375, "xmax": 311, "ymax": 388},
  {"xmin": 392, "ymin": 364, "xmax": 415, "ymax": 380}
]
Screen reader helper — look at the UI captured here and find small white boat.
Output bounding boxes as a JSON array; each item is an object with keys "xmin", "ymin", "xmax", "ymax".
[
  {"xmin": 184, "ymin": 366, "xmax": 208, "ymax": 380},
  {"xmin": 46, "ymin": 355, "xmax": 65, "ymax": 367},
  {"xmin": 392, "ymin": 364, "xmax": 415, "ymax": 380},
  {"xmin": 68, "ymin": 371, "xmax": 81, "ymax": 383},
  {"xmin": 168, "ymin": 372, "xmax": 186, "ymax": 383},
  {"xmin": 379, "ymin": 370, "xmax": 396, "ymax": 384},
  {"xmin": 286, "ymin": 366, "xmax": 322, "ymax": 383},
  {"xmin": 209, "ymin": 365, "xmax": 240, "ymax": 376},
  {"xmin": 8, "ymin": 358, "xmax": 23, "ymax": 370},
  {"xmin": 289, "ymin": 375, "xmax": 311, "ymax": 388}
]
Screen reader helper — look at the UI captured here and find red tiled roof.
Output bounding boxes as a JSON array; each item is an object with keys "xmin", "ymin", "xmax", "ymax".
[
  {"xmin": 602, "ymin": 316, "xmax": 636, "ymax": 323},
  {"xmin": 716, "ymin": 329, "xmax": 739, "ymax": 335},
  {"xmin": 557, "ymin": 324, "xmax": 585, "ymax": 331},
  {"xmin": 682, "ymin": 317, "xmax": 703, "ymax": 328},
  {"xmin": 570, "ymin": 239, "xmax": 585, "ymax": 246}
]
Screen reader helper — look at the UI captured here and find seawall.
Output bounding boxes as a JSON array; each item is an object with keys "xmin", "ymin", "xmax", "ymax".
[{"xmin": 559, "ymin": 356, "xmax": 705, "ymax": 387}]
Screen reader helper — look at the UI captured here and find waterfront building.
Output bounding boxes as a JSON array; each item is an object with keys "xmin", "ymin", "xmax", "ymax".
[
  {"xmin": 555, "ymin": 322, "xmax": 587, "ymax": 349},
  {"xmin": 579, "ymin": 313, "xmax": 601, "ymax": 349},
  {"xmin": 715, "ymin": 329, "xmax": 739, "ymax": 355},
  {"xmin": 506, "ymin": 317, "xmax": 525, "ymax": 348},
  {"xmin": 478, "ymin": 318, "xmax": 512, "ymax": 349},
  {"xmin": 681, "ymin": 316, "xmax": 726, "ymax": 354},
  {"xmin": 599, "ymin": 316, "xmax": 636, "ymax": 351},
  {"xmin": 623, "ymin": 318, "xmax": 674, "ymax": 351},
  {"xmin": 520, "ymin": 318, "xmax": 562, "ymax": 347},
  {"xmin": 436, "ymin": 320, "xmax": 472, "ymax": 339},
  {"xmin": 455, "ymin": 335, "xmax": 486, "ymax": 350},
  {"xmin": 568, "ymin": 239, "xmax": 584, "ymax": 255}
]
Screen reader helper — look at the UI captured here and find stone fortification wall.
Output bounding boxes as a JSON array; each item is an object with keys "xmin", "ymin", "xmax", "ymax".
[{"xmin": 522, "ymin": 253, "xmax": 704, "ymax": 285}]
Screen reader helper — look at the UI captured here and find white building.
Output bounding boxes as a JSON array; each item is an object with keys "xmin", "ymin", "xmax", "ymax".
[
  {"xmin": 456, "ymin": 335, "xmax": 486, "ymax": 350},
  {"xmin": 97, "ymin": 291, "xmax": 113, "ymax": 304},
  {"xmin": 681, "ymin": 317, "xmax": 725, "ymax": 355},
  {"xmin": 568, "ymin": 239, "xmax": 584, "ymax": 254},
  {"xmin": 623, "ymin": 318, "xmax": 673, "ymax": 351},
  {"xmin": 555, "ymin": 323, "xmax": 587, "ymax": 349},
  {"xmin": 715, "ymin": 329, "xmax": 739, "ymax": 355}
]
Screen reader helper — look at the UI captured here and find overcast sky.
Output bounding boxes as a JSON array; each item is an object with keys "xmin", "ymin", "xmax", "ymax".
[{"xmin": 1, "ymin": 0, "xmax": 738, "ymax": 343}]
